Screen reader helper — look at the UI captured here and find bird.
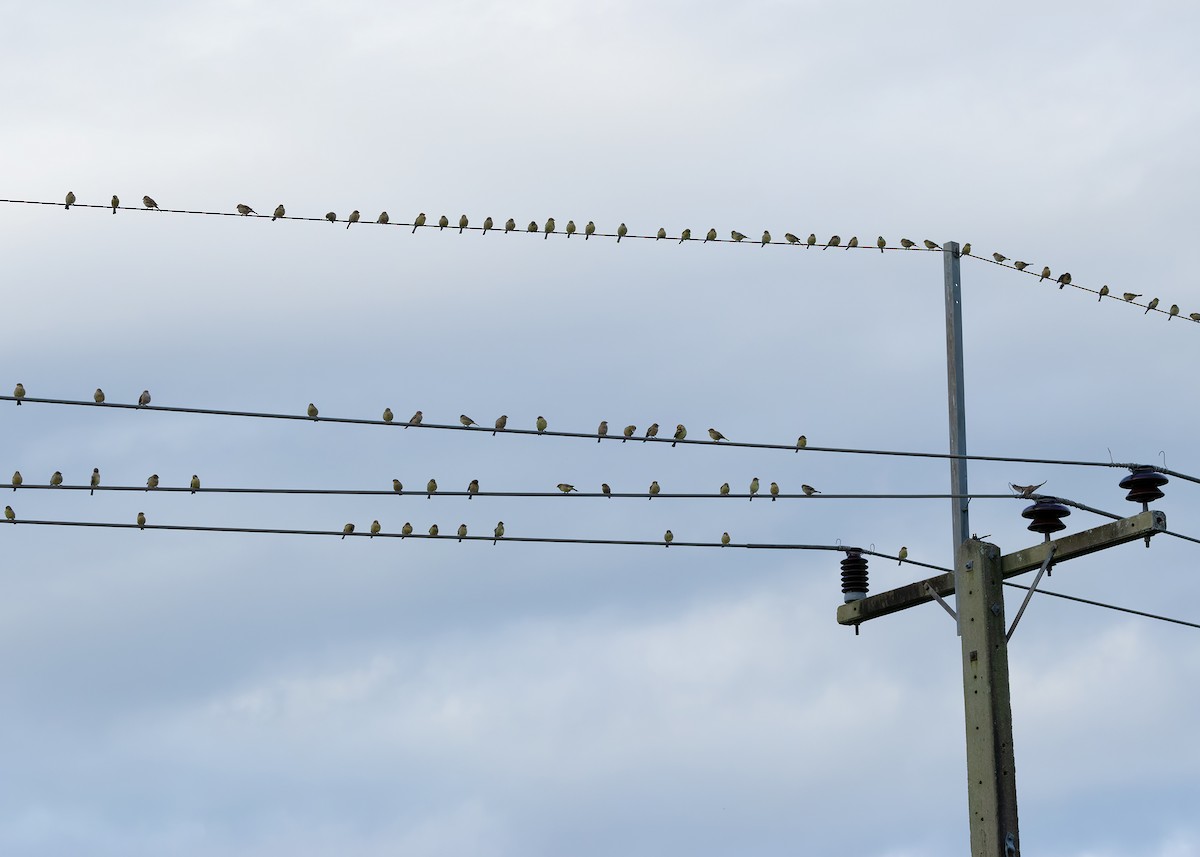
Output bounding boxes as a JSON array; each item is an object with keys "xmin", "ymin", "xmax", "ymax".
[
  {"xmin": 236, "ymin": 203, "xmax": 255, "ymax": 216},
  {"xmin": 143, "ymin": 195, "xmax": 159, "ymax": 210},
  {"xmin": 428, "ymin": 524, "xmax": 439, "ymax": 537},
  {"xmin": 960, "ymin": 243, "xmax": 971, "ymax": 256},
  {"xmin": 672, "ymin": 424, "xmax": 686, "ymax": 447},
  {"xmin": 467, "ymin": 479, "xmax": 480, "ymax": 499},
  {"xmin": 1039, "ymin": 266, "xmax": 1051, "ymax": 282},
  {"xmin": 993, "ymin": 253, "xmax": 1008, "ymax": 263},
  {"xmin": 657, "ymin": 227, "xmax": 667, "ymax": 241},
  {"xmin": 493, "ymin": 521, "xmax": 504, "ymax": 544},
  {"xmin": 1123, "ymin": 292, "xmax": 1141, "ymax": 302},
  {"xmin": 796, "ymin": 435, "xmax": 807, "ymax": 451},
  {"xmin": 749, "ymin": 477, "xmax": 759, "ymax": 501},
  {"xmin": 1013, "ymin": 261, "xmax": 1030, "ymax": 271},
  {"xmin": 1098, "ymin": 285, "xmax": 1109, "ymax": 301},
  {"xmin": 94, "ymin": 388, "xmax": 105, "ymax": 404},
  {"xmin": 760, "ymin": 230, "xmax": 771, "ymax": 246},
  {"xmin": 846, "ymin": 236, "xmax": 858, "ymax": 249},
  {"xmin": 190, "ymin": 475, "xmax": 200, "ymax": 494},
  {"xmin": 138, "ymin": 390, "xmax": 151, "ymax": 408},
  {"xmin": 708, "ymin": 428, "xmax": 727, "ymax": 442},
  {"xmin": 494, "ymin": 415, "xmax": 507, "ymax": 435},
  {"xmin": 342, "ymin": 523, "xmax": 354, "ymax": 539},
  {"xmin": 536, "ymin": 415, "xmax": 547, "ymax": 433},
  {"xmin": 90, "ymin": 467, "xmax": 100, "ymax": 495},
  {"xmin": 679, "ymin": 228, "xmax": 691, "ymax": 243},
  {"xmin": 644, "ymin": 423, "xmax": 659, "ymax": 441},
  {"xmin": 460, "ymin": 214, "xmax": 469, "ymax": 233},
  {"xmin": 801, "ymin": 484, "xmax": 820, "ymax": 496},
  {"xmin": 401, "ymin": 522, "xmax": 413, "ymax": 537},
  {"xmin": 556, "ymin": 483, "xmax": 577, "ymax": 494},
  {"xmin": 505, "ymin": 218, "xmax": 516, "ymax": 234},
  {"xmin": 1145, "ymin": 298, "xmax": 1159, "ymax": 314},
  {"xmin": 325, "ymin": 211, "xmax": 337, "ymax": 224},
  {"xmin": 412, "ymin": 213, "xmax": 426, "ymax": 233},
  {"xmin": 346, "ymin": 210, "xmax": 360, "ymax": 229},
  {"xmin": 146, "ymin": 474, "xmax": 159, "ymax": 490},
  {"xmin": 13, "ymin": 383, "xmax": 25, "ymax": 404},
  {"xmin": 111, "ymin": 195, "xmax": 119, "ymax": 214},
  {"xmin": 731, "ymin": 230, "xmax": 747, "ymax": 242},
  {"xmin": 770, "ymin": 481, "xmax": 780, "ymax": 501},
  {"xmin": 601, "ymin": 483, "xmax": 611, "ymax": 498},
  {"xmin": 382, "ymin": 408, "xmax": 394, "ymax": 422},
  {"xmin": 623, "ymin": 425, "xmax": 636, "ymax": 442},
  {"xmin": 482, "ymin": 216, "xmax": 493, "ymax": 234},
  {"xmin": 65, "ymin": 191, "xmax": 76, "ymax": 209},
  {"xmin": 371, "ymin": 520, "xmax": 381, "ymax": 537},
  {"xmin": 427, "ymin": 478, "xmax": 437, "ymax": 498},
  {"xmin": 527, "ymin": 221, "xmax": 537, "ymax": 233},
  {"xmin": 4, "ymin": 505, "xmax": 13, "ymax": 523},
  {"xmin": 597, "ymin": 420, "xmax": 608, "ymax": 442},
  {"xmin": 617, "ymin": 223, "xmax": 628, "ymax": 242},
  {"xmin": 649, "ymin": 480, "xmax": 660, "ymax": 499},
  {"xmin": 900, "ymin": 238, "xmax": 916, "ymax": 249},
  {"xmin": 1169, "ymin": 304, "xmax": 1181, "ymax": 320},
  {"xmin": 392, "ymin": 479, "xmax": 403, "ymax": 494},
  {"xmin": 407, "ymin": 410, "xmax": 423, "ymax": 427},
  {"xmin": 664, "ymin": 529, "xmax": 673, "ymax": 547},
  {"xmin": 137, "ymin": 512, "xmax": 146, "ymax": 530},
  {"xmin": 825, "ymin": 235, "xmax": 841, "ymax": 250},
  {"xmin": 898, "ymin": 546, "xmax": 908, "ymax": 564},
  {"xmin": 459, "ymin": 414, "xmax": 476, "ymax": 427},
  {"xmin": 585, "ymin": 221, "xmax": 596, "ymax": 239},
  {"xmin": 877, "ymin": 236, "xmax": 886, "ymax": 253},
  {"xmin": 721, "ymin": 532, "xmax": 730, "ymax": 546},
  {"xmin": 785, "ymin": 233, "xmax": 800, "ymax": 244},
  {"xmin": 307, "ymin": 403, "xmax": 319, "ymax": 420},
  {"xmin": 720, "ymin": 482, "xmax": 730, "ymax": 496},
  {"xmin": 1057, "ymin": 273, "xmax": 1072, "ymax": 289},
  {"xmin": 378, "ymin": 211, "xmax": 389, "ymax": 224},
  {"xmin": 272, "ymin": 204, "xmax": 285, "ymax": 221},
  {"xmin": 923, "ymin": 239, "xmax": 940, "ymax": 250},
  {"xmin": 705, "ymin": 228, "xmax": 718, "ymax": 242},
  {"xmin": 1192, "ymin": 313, "xmax": 1200, "ymax": 322},
  {"xmin": 50, "ymin": 471, "xmax": 63, "ymax": 487},
  {"xmin": 1010, "ymin": 482, "xmax": 1045, "ymax": 498},
  {"xmin": 11, "ymin": 471, "xmax": 21, "ymax": 491},
  {"xmin": 806, "ymin": 233, "xmax": 817, "ymax": 249},
  {"xmin": 566, "ymin": 220, "xmax": 576, "ymax": 238},
  {"xmin": 440, "ymin": 215, "xmax": 450, "ymax": 230}
]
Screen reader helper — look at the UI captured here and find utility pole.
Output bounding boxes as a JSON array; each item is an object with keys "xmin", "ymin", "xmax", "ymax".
[{"xmin": 944, "ymin": 241, "xmax": 968, "ymax": 635}]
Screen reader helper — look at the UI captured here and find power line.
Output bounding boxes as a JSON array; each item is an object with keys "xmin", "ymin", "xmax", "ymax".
[
  {"xmin": 3, "ymin": 394, "xmax": 1179, "ymax": 476},
  {"xmin": 1001, "ymin": 581, "xmax": 1200, "ymax": 630}
]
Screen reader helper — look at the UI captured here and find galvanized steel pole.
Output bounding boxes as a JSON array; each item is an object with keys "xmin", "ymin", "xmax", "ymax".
[{"xmin": 944, "ymin": 241, "xmax": 968, "ymax": 634}]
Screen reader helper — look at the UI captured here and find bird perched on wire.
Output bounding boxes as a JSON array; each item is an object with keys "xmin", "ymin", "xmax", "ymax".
[
  {"xmin": 467, "ymin": 479, "xmax": 479, "ymax": 499},
  {"xmin": 482, "ymin": 216, "xmax": 493, "ymax": 234},
  {"xmin": 664, "ymin": 529, "xmax": 673, "ymax": 547},
  {"xmin": 705, "ymin": 228, "xmax": 718, "ymax": 242},
  {"xmin": 382, "ymin": 408, "xmax": 393, "ymax": 423},
  {"xmin": 342, "ymin": 523, "xmax": 354, "ymax": 540},
  {"xmin": 846, "ymin": 236, "xmax": 858, "ymax": 249},
  {"xmin": 721, "ymin": 532, "xmax": 730, "ymax": 546},
  {"xmin": 623, "ymin": 425, "xmax": 636, "ymax": 442},
  {"xmin": 597, "ymin": 420, "xmax": 608, "ymax": 442},
  {"xmin": 440, "ymin": 215, "xmax": 450, "ymax": 230},
  {"xmin": 727, "ymin": 229, "xmax": 747, "ymax": 243},
  {"xmin": 567, "ymin": 220, "xmax": 576, "ymax": 238},
  {"xmin": 796, "ymin": 435, "xmax": 807, "ymax": 451},
  {"xmin": 657, "ymin": 227, "xmax": 667, "ymax": 241},
  {"xmin": 900, "ymin": 239, "xmax": 916, "ymax": 249},
  {"xmin": 371, "ymin": 520, "xmax": 381, "ymax": 537},
  {"xmin": 536, "ymin": 415, "xmax": 547, "ymax": 433},
  {"xmin": 190, "ymin": 475, "xmax": 200, "ymax": 493},
  {"xmin": 143, "ymin": 195, "xmax": 159, "ymax": 210},
  {"xmin": 556, "ymin": 483, "xmax": 577, "ymax": 494},
  {"xmin": 898, "ymin": 546, "xmax": 908, "ymax": 564},
  {"xmin": 708, "ymin": 428, "xmax": 727, "ymax": 442},
  {"xmin": 427, "ymin": 478, "xmax": 437, "ymax": 498},
  {"xmin": 378, "ymin": 211, "xmax": 389, "ymax": 224},
  {"xmin": 877, "ymin": 236, "xmax": 886, "ymax": 253},
  {"xmin": 5, "ymin": 505, "xmax": 14, "ymax": 523},
  {"xmin": 90, "ymin": 468, "xmax": 100, "ymax": 496},
  {"xmin": 1145, "ymin": 297, "xmax": 1160, "ymax": 314},
  {"xmin": 806, "ymin": 233, "xmax": 817, "ymax": 249},
  {"xmin": 236, "ymin": 203, "xmax": 255, "ymax": 216},
  {"xmin": 586, "ymin": 221, "xmax": 596, "ymax": 239},
  {"xmin": 402, "ymin": 522, "xmax": 413, "ymax": 537},
  {"xmin": 1123, "ymin": 292, "xmax": 1141, "ymax": 302},
  {"xmin": 1012, "ymin": 261, "xmax": 1029, "ymax": 271},
  {"xmin": 601, "ymin": 483, "xmax": 611, "ymax": 498},
  {"xmin": 493, "ymin": 521, "xmax": 504, "ymax": 544},
  {"xmin": 111, "ymin": 195, "xmax": 119, "ymax": 214},
  {"xmin": 644, "ymin": 423, "xmax": 658, "ymax": 441},
  {"xmin": 801, "ymin": 484, "xmax": 820, "ymax": 496},
  {"xmin": 392, "ymin": 479, "xmax": 403, "ymax": 494},
  {"xmin": 617, "ymin": 223, "xmax": 628, "ymax": 242},
  {"xmin": 1191, "ymin": 313, "xmax": 1200, "ymax": 322},
  {"xmin": 1169, "ymin": 304, "xmax": 1180, "ymax": 320},
  {"xmin": 526, "ymin": 221, "xmax": 537, "ymax": 233},
  {"xmin": 147, "ymin": 474, "xmax": 159, "ymax": 490},
  {"xmin": 720, "ymin": 482, "xmax": 730, "ymax": 496},
  {"xmin": 494, "ymin": 415, "xmax": 507, "ymax": 435},
  {"xmin": 428, "ymin": 524, "xmax": 439, "ymax": 536},
  {"xmin": 272, "ymin": 204, "xmax": 285, "ymax": 220},
  {"xmin": 960, "ymin": 243, "xmax": 971, "ymax": 256},
  {"xmin": 825, "ymin": 235, "xmax": 841, "ymax": 250},
  {"xmin": 504, "ymin": 218, "xmax": 515, "ymax": 234},
  {"xmin": 412, "ymin": 213, "xmax": 427, "ymax": 233},
  {"xmin": 11, "ymin": 471, "xmax": 21, "ymax": 491},
  {"xmin": 13, "ymin": 382, "xmax": 26, "ymax": 403},
  {"xmin": 457, "ymin": 523, "xmax": 468, "ymax": 542},
  {"xmin": 347, "ymin": 210, "xmax": 360, "ymax": 229},
  {"xmin": 770, "ymin": 481, "xmax": 780, "ymax": 501},
  {"xmin": 1039, "ymin": 266, "xmax": 1051, "ymax": 282},
  {"xmin": 1056, "ymin": 273, "xmax": 1072, "ymax": 289},
  {"xmin": 137, "ymin": 512, "xmax": 146, "ymax": 530},
  {"xmin": 307, "ymin": 403, "xmax": 319, "ymax": 420},
  {"xmin": 1098, "ymin": 285, "xmax": 1109, "ymax": 301},
  {"xmin": 923, "ymin": 240, "xmax": 940, "ymax": 250},
  {"xmin": 785, "ymin": 233, "xmax": 800, "ymax": 245},
  {"xmin": 673, "ymin": 424, "xmax": 686, "ymax": 447},
  {"xmin": 649, "ymin": 480, "xmax": 660, "ymax": 499},
  {"xmin": 679, "ymin": 228, "xmax": 691, "ymax": 243},
  {"xmin": 749, "ymin": 477, "xmax": 759, "ymax": 501},
  {"xmin": 460, "ymin": 214, "xmax": 470, "ymax": 233},
  {"xmin": 138, "ymin": 390, "xmax": 151, "ymax": 407},
  {"xmin": 459, "ymin": 414, "xmax": 476, "ymax": 427},
  {"xmin": 51, "ymin": 471, "xmax": 63, "ymax": 487},
  {"xmin": 1010, "ymin": 482, "xmax": 1045, "ymax": 498},
  {"xmin": 94, "ymin": 388, "xmax": 105, "ymax": 404},
  {"xmin": 992, "ymin": 253, "xmax": 1008, "ymax": 263}
]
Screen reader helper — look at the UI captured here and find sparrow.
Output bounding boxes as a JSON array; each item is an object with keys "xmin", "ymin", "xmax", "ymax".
[
  {"xmin": 1039, "ymin": 267, "xmax": 1051, "ymax": 282},
  {"xmin": 721, "ymin": 532, "xmax": 730, "ymax": 546},
  {"xmin": 898, "ymin": 546, "xmax": 908, "ymax": 564},
  {"xmin": 370, "ymin": 520, "xmax": 381, "ymax": 537},
  {"xmin": 482, "ymin": 216, "xmax": 493, "ymax": 234},
  {"xmin": 623, "ymin": 425, "xmax": 636, "ymax": 442},
  {"xmin": 557, "ymin": 483, "xmax": 577, "ymax": 493},
  {"xmin": 307, "ymin": 403, "xmax": 319, "ymax": 420},
  {"xmin": 90, "ymin": 467, "xmax": 100, "ymax": 495},
  {"xmin": 720, "ymin": 482, "xmax": 730, "ymax": 496},
  {"xmin": 708, "ymin": 428, "xmax": 727, "ymax": 442},
  {"xmin": 457, "ymin": 523, "xmax": 467, "ymax": 542},
  {"xmin": 459, "ymin": 414, "xmax": 476, "ymax": 427},
  {"xmin": 566, "ymin": 220, "xmax": 576, "ymax": 238},
  {"xmin": 402, "ymin": 522, "xmax": 413, "ymax": 537},
  {"xmin": 806, "ymin": 233, "xmax": 817, "ymax": 249},
  {"xmin": 427, "ymin": 479, "xmax": 437, "ymax": 498},
  {"xmin": 237, "ymin": 203, "xmax": 255, "ymax": 215},
  {"xmin": 644, "ymin": 423, "xmax": 658, "ymax": 441},
  {"xmin": 1123, "ymin": 293, "xmax": 1141, "ymax": 302},
  {"xmin": 657, "ymin": 227, "xmax": 667, "ymax": 241},
  {"xmin": 679, "ymin": 228, "xmax": 691, "ymax": 243},
  {"xmin": 801, "ymin": 484, "xmax": 820, "ymax": 496},
  {"xmin": 900, "ymin": 239, "xmax": 916, "ymax": 249},
  {"xmin": 923, "ymin": 240, "xmax": 940, "ymax": 250},
  {"xmin": 1098, "ymin": 285, "xmax": 1109, "ymax": 301},
  {"xmin": 412, "ymin": 213, "xmax": 427, "ymax": 233},
  {"xmin": 649, "ymin": 480, "xmax": 660, "ymax": 499},
  {"xmin": 845, "ymin": 236, "xmax": 858, "ymax": 249},
  {"xmin": 705, "ymin": 228, "xmax": 718, "ymax": 242},
  {"xmin": 1056, "ymin": 272, "xmax": 1071, "ymax": 289},
  {"xmin": 877, "ymin": 236, "xmax": 886, "ymax": 253},
  {"xmin": 796, "ymin": 435, "xmax": 807, "ymax": 451},
  {"xmin": 138, "ymin": 390, "xmax": 151, "ymax": 407},
  {"xmin": 749, "ymin": 477, "xmax": 759, "ymax": 500},
  {"xmin": 137, "ymin": 512, "xmax": 146, "ymax": 530},
  {"xmin": 785, "ymin": 233, "xmax": 800, "ymax": 244},
  {"xmin": 1009, "ymin": 482, "xmax": 1045, "ymax": 498},
  {"xmin": 493, "ymin": 521, "xmax": 504, "ymax": 544},
  {"xmin": 494, "ymin": 415, "xmax": 507, "ymax": 434},
  {"xmin": 325, "ymin": 211, "xmax": 337, "ymax": 224},
  {"xmin": 504, "ymin": 218, "xmax": 515, "ymax": 234},
  {"xmin": 536, "ymin": 415, "xmax": 547, "ymax": 433},
  {"xmin": 585, "ymin": 221, "xmax": 596, "ymax": 239},
  {"xmin": 143, "ymin": 195, "xmax": 159, "ymax": 210},
  {"xmin": 11, "ymin": 471, "xmax": 21, "ymax": 491},
  {"xmin": 1013, "ymin": 261, "xmax": 1030, "ymax": 271},
  {"xmin": 993, "ymin": 253, "xmax": 1008, "ymax": 263},
  {"xmin": 440, "ymin": 215, "xmax": 450, "ymax": 230},
  {"xmin": 146, "ymin": 474, "xmax": 159, "ymax": 490},
  {"xmin": 382, "ymin": 408, "xmax": 394, "ymax": 422},
  {"xmin": 1169, "ymin": 304, "xmax": 1180, "ymax": 320},
  {"xmin": 467, "ymin": 479, "xmax": 479, "ymax": 498},
  {"xmin": 94, "ymin": 388, "xmax": 105, "ymax": 403},
  {"xmin": 959, "ymin": 243, "xmax": 971, "ymax": 256},
  {"xmin": 1145, "ymin": 298, "xmax": 1160, "ymax": 314},
  {"xmin": 342, "ymin": 523, "xmax": 354, "ymax": 539},
  {"xmin": 597, "ymin": 420, "xmax": 608, "ymax": 442},
  {"xmin": 731, "ymin": 230, "xmax": 747, "ymax": 242},
  {"xmin": 664, "ymin": 529, "xmax": 673, "ymax": 547},
  {"xmin": 377, "ymin": 211, "xmax": 389, "ymax": 224},
  {"xmin": 111, "ymin": 195, "xmax": 119, "ymax": 213},
  {"xmin": 617, "ymin": 223, "xmax": 628, "ymax": 242},
  {"xmin": 770, "ymin": 481, "xmax": 780, "ymax": 500},
  {"xmin": 407, "ymin": 410, "xmax": 423, "ymax": 427},
  {"xmin": 50, "ymin": 470, "xmax": 63, "ymax": 487},
  {"xmin": 346, "ymin": 210, "xmax": 360, "ymax": 229},
  {"xmin": 825, "ymin": 235, "xmax": 841, "ymax": 249},
  {"xmin": 429, "ymin": 524, "xmax": 439, "ymax": 536},
  {"xmin": 272, "ymin": 204, "xmax": 285, "ymax": 220},
  {"xmin": 393, "ymin": 479, "xmax": 403, "ymax": 494},
  {"xmin": 601, "ymin": 483, "xmax": 611, "ymax": 497},
  {"xmin": 190, "ymin": 475, "xmax": 200, "ymax": 493},
  {"xmin": 460, "ymin": 214, "xmax": 469, "ymax": 233},
  {"xmin": 5, "ymin": 505, "xmax": 14, "ymax": 522},
  {"xmin": 672, "ymin": 424, "xmax": 686, "ymax": 446}
]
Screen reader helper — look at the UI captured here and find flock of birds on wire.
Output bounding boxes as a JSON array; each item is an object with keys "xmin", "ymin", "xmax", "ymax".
[{"xmin": 49, "ymin": 191, "xmax": 1195, "ymax": 321}]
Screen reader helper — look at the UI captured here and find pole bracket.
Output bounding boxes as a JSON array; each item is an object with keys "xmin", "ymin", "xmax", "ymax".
[
  {"xmin": 925, "ymin": 582, "xmax": 958, "ymax": 622},
  {"xmin": 1006, "ymin": 546, "xmax": 1056, "ymax": 642}
]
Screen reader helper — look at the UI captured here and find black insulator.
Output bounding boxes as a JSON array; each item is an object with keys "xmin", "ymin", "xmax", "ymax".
[
  {"xmin": 1022, "ymin": 499, "xmax": 1071, "ymax": 536},
  {"xmin": 840, "ymin": 549, "xmax": 869, "ymax": 603},
  {"xmin": 1119, "ymin": 468, "xmax": 1168, "ymax": 509}
]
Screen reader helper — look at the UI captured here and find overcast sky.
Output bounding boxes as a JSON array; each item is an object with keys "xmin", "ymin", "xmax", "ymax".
[{"xmin": 3, "ymin": 2, "xmax": 1200, "ymax": 855}]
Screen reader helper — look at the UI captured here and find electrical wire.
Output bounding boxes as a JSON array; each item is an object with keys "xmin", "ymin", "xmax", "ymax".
[
  {"xmin": 2, "ymin": 394, "xmax": 1181, "ymax": 477},
  {"xmin": 1001, "ymin": 581, "xmax": 1200, "ymax": 630}
]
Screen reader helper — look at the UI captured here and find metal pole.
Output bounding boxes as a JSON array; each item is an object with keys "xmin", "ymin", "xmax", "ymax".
[{"xmin": 944, "ymin": 241, "xmax": 968, "ymax": 634}]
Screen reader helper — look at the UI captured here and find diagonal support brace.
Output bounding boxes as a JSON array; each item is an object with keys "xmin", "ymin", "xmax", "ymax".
[
  {"xmin": 926, "ymin": 582, "xmax": 958, "ymax": 622},
  {"xmin": 1006, "ymin": 546, "xmax": 1056, "ymax": 642}
]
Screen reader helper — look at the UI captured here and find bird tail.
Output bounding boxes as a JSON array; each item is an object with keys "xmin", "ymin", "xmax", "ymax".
[
  {"xmin": 346, "ymin": 222, "xmax": 351, "ymax": 229},
  {"xmin": 412, "ymin": 225, "xmax": 418, "ymax": 233}
]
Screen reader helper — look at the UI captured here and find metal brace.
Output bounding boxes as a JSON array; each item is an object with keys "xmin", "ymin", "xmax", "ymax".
[
  {"xmin": 925, "ymin": 582, "xmax": 958, "ymax": 622},
  {"xmin": 1006, "ymin": 545, "xmax": 1057, "ymax": 642}
]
